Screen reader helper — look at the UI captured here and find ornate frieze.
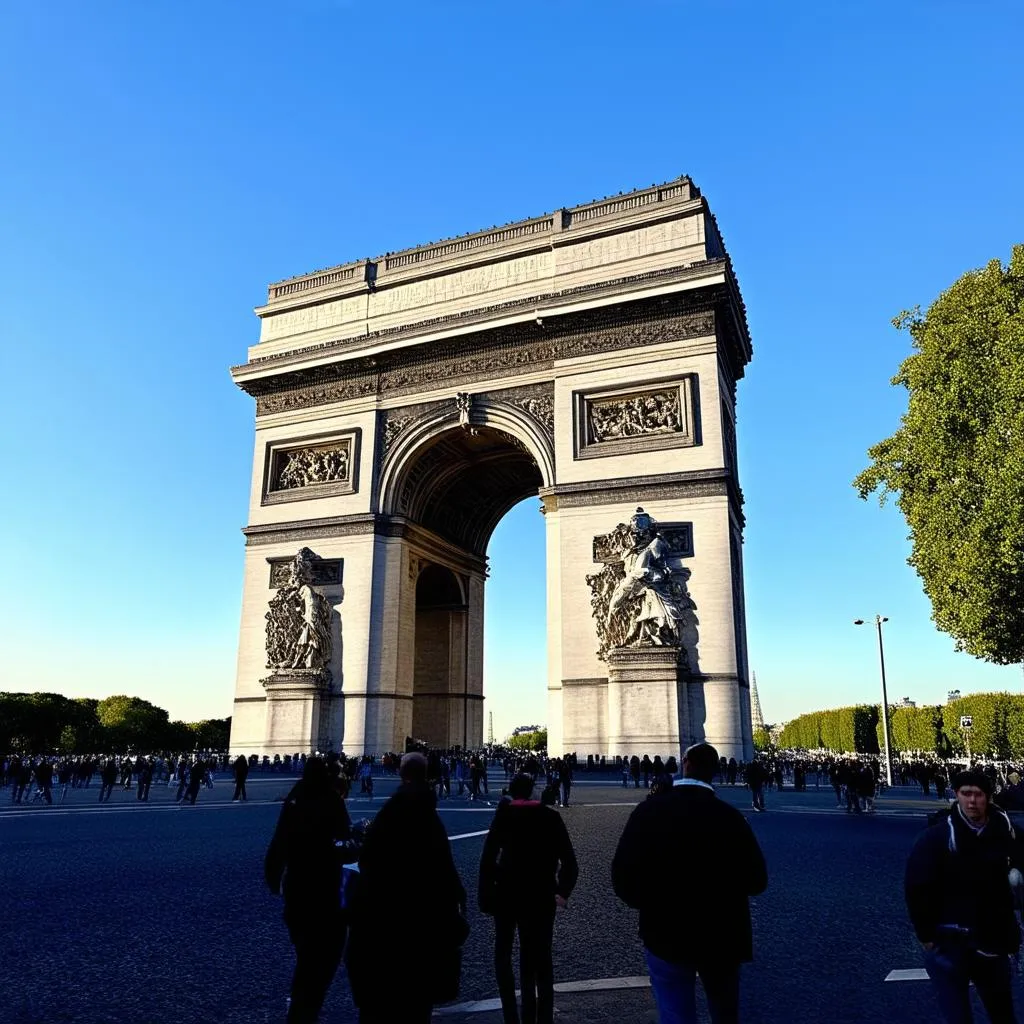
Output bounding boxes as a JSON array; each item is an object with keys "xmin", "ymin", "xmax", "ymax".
[
  {"xmin": 252, "ymin": 300, "xmax": 716, "ymax": 417},
  {"xmin": 262, "ymin": 430, "xmax": 359, "ymax": 505},
  {"xmin": 264, "ymin": 548, "xmax": 335, "ymax": 683},
  {"xmin": 586, "ymin": 507, "xmax": 697, "ymax": 663},
  {"xmin": 574, "ymin": 376, "xmax": 698, "ymax": 460}
]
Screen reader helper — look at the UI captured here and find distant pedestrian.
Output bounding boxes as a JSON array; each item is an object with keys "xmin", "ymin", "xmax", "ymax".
[
  {"xmin": 184, "ymin": 759, "xmax": 204, "ymax": 806},
  {"xmin": 560, "ymin": 757, "xmax": 573, "ymax": 808},
  {"xmin": 99, "ymin": 758, "xmax": 117, "ymax": 802},
  {"xmin": 232, "ymin": 755, "xmax": 249, "ymax": 802},
  {"xmin": 612, "ymin": 742, "xmax": 768, "ymax": 1024},
  {"xmin": 747, "ymin": 760, "xmax": 766, "ymax": 812}
]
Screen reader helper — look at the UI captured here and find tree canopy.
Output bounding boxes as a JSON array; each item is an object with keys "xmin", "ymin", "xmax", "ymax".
[
  {"xmin": 0, "ymin": 691, "xmax": 230, "ymax": 754},
  {"xmin": 507, "ymin": 728, "xmax": 547, "ymax": 752},
  {"xmin": 854, "ymin": 246, "xmax": 1024, "ymax": 664}
]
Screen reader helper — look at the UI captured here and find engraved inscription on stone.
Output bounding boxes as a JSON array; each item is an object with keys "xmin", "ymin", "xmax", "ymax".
[
  {"xmin": 273, "ymin": 442, "xmax": 350, "ymax": 491},
  {"xmin": 587, "ymin": 387, "xmax": 682, "ymax": 444}
]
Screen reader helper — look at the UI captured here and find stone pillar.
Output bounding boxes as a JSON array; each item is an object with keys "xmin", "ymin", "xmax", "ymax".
[
  {"xmin": 262, "ymin": 669, "xmax": 329, "ymax": 754},
  {"xmin": 607, "ymin": 648, "xmax": 683, "ymax": 758}
]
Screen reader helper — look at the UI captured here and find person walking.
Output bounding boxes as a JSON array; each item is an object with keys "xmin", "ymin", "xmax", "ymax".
[
  {"xmin": 183, "ymin": 758, "xmax": 205, "ymax": 806},
  {"xmin": 99, "ymin": 758, "xmax": 118, "ymax": 803},
  {"xmin": 232, "ymin": 754, "xmax": 249, "ymax": 802},
  {"xmin": 559, "ymin": 757, "xmax": 573, "ymax": 809},
  {"xmin": 746, "ymin": 759, "xmax": 766, "ymax": 812},
  {"xmin": 479, "ymin": 772, "xmax": 579, "ymax": 1024},
  {"xmin": 612, "ymin": 742, "xmax": 768, "ymax": 1024},
  {"xmin": 905, "ymin": 769, "xmax": 1024, "ymax": 1024},
  {"xmin": 265, "ymin": 756, "xmax": 357, "ymax": 1024},
  {"xmin": 347, "ymin": 752, "xmax": 468, "ymax": 1024}
]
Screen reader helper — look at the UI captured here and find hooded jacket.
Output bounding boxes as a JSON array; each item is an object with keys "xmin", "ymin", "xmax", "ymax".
[{"xmin": 905, "ymin": 803, "xmax": 1024, "ymax": 955}]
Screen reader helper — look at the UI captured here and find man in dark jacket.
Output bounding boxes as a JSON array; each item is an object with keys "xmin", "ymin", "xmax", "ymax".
[
  {"xmin": 347, "ymin": 752, "xmax": 467, "ymax": 1024},
  {"xmin": 265, "ymin": 756, "xmax": 356, "ymax": 1024},
  {"xmin": 612, "ymin": 742, "xmax": 767, "ymax": 1024},
  {"xmin": 905, "ymin": 769, "xmax": 1024, "ymax": 1023},
  {"xmin": 479, "ymin": 773, "xmax": 579, "ymax": 1024},
  {"xmin": 232, "ymin": 754, "xmax": 249, "ymax": 802}
]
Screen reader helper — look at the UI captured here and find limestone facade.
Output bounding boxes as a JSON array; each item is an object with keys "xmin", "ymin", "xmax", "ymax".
[{"xmin": 229, "ymin": 176, "xmax": 754, "ymax": 761}]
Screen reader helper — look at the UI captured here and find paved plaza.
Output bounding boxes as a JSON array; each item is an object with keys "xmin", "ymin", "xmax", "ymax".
[{"xmin": 2, "ymin": 774, "xmax": 1019, "ymax": 1023}]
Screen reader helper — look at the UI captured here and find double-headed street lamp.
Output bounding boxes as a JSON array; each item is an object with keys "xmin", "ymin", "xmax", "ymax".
[{"xmin": 854, "ymin": 615, "xmax": 894, "ymax": 788}]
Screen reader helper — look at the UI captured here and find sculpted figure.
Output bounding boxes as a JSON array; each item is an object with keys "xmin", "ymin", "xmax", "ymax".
[
  {"xmin": 266, "ymin": 547, "xmax": 333, "ymax": 678},
  {"xmin": 587, "ymin": 508, "xmax": 696, "ymax": 660}
]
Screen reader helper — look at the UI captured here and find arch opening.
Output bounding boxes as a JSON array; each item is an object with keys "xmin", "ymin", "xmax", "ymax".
[
  {"xmin": 394, "ymin": 424, "xmax": 543, "ymax": 556},
  {"xmin": 398, "ymin": 424, "xmax": 545, "ymax": 749}
]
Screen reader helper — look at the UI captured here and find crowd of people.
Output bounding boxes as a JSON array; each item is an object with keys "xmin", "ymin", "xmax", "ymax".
[
  {"xmin": 263, "ymin": 741, "xmax": 767, "ymax": 1024},
  {"xmin": 8, "ymin": 737, "xmax": 1024, "ymax": 1022}
]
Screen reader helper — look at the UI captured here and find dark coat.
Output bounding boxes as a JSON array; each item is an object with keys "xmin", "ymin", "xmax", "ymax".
[
  {"xmin": 612, "ymin": 782, "xmax": 767, "ymax": 964},
  {"xmin": 347, "ymin": 782, "xmax": 466, "ymax": 1010},
  {"xmin": 478, "ymin": 799, "xmax": 578, "ymax": 915},
  {"xmin": 264, "ymin": 779, "xmax": 354, "ymax": 928},
  {"xmin": 905, "ymin": 804, "xmax": 1024, "ymax": 955}
]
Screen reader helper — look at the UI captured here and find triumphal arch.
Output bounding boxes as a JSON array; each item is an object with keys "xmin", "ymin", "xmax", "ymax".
[{"xmin": 229, "ymin": 176, "xmax": 754, "ymax": 760}]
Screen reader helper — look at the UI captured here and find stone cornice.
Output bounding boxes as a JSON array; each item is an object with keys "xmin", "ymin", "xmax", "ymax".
[
  {"xmin": 233, "ymin": 261, "xmax": 730, "ymax": 382},
  {"xmin": 242, "ymin": 293, "xmax": 733, "ymax": 418},
  {"xmin": 540, "ymin": 467, "xmax": 745, "ymax": 524},
  {"xmin": 260, "ymin": 176, "xmax": 702, "ymax": 308}
]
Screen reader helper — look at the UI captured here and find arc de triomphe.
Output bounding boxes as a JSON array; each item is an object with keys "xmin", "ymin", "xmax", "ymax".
[{"xmin": 229, "ymin": 176, "xmax": 754, "ymax": 761}]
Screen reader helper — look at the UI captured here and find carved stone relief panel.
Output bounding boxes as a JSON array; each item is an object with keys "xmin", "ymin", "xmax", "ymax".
[
  {"xmin": 268, "ymin": 556, "xmax": 344, "ymax": 589},
  {"xmin": 263, "ymin": 547, "xmax": 337, "ymax": 686},
  {"xmin": 586, "ymin": 507, "xmax": 697, "ymax": 664},
  {"xmin": 574, "ymin": 375, "xmax": 699, "ymax": 460},
  {"xmin": 262, "ymin": 429, "xmax": 360, "ymax": 505}
]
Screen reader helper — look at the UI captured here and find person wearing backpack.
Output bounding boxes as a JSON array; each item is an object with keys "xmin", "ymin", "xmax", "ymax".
[{"xmin": 905, "ymin": 769, "xmax": 1024, "ymax": 1023}]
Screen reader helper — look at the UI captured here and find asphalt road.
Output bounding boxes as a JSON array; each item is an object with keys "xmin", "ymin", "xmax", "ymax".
[{"xmin": 1, "ymin": 775, "xmax": 1018, "ymax": 1023}]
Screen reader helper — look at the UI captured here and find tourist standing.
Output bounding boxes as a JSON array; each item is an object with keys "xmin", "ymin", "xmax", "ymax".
[
  {"xmin": 747, "ymin": 759, "xmax": 766, "ymax": 812},
  {"xmin": 232, "ymin": 754, "xmax": 249, "ymax": 802},
  {"xmin": 347, "ymin": 752, "xmax": 467, "ymax": 1023},
  {"xmin": 560, "ymin": 757, "xmax": 573, "ymax": 808},
  {"xmin": 612, "ymin": 742, "xmax": 768, "ymax": 1024},
  {"xmin": 479, "ymin": 772, "xmax": 578, "ymax": 1024},
  {"xmin": 99, "ymin": 758, "xmax": 117, "ymax": 802},
  {"xmin": 905, "ymin": 769, "xmax": 1024, "ymax": 1024},
  {"xmin": 265, "ymin": 756, "xmax": 356, "ymax": 1024}
]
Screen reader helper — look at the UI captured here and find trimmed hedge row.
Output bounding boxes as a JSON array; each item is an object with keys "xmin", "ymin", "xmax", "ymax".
[{"xmin": 779, "ymin": 692, "xmax": 1024, "ymax": 758}]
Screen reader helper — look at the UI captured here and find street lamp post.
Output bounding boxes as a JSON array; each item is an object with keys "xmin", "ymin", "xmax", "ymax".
[{"xmin": 854, "ymin": 615, "xmax": 894, "ymax": 788}]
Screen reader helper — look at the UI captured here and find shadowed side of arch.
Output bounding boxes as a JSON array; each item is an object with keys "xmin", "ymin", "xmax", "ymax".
[{"xmin": 380, "ymin": 400, "xmax": 552, "ymax": 556}]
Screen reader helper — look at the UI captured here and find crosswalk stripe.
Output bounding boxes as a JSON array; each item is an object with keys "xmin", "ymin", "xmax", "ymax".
[{"xmin": 885, "ymin": 969, "xmax": 930, "ymax": 981}]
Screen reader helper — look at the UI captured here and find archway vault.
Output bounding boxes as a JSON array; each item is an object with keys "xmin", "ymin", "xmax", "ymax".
[{"xmin": 380, "ymin": 399, "xmax": 552, "ymax": 556}]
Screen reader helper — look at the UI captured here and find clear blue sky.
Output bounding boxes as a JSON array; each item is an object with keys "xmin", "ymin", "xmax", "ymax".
[{"xmin": 1, "ymin": 2, "xmax": 1022, "ymax": 735}]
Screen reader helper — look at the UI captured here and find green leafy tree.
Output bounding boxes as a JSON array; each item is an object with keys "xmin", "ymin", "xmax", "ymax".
[
  {"xmin": 752, "ymin": 727, "xmax": 772, "ymax": 751},
  {"xmin": 854, "ymin": 247, "xmax": 1024, "ymax": 664},
  {"xmin": 507, "ymin": 728, "xmax": 547, "ymax": 752},
  {"xmin": 96, "ymin": 695, "xmax": 170, "ymax": 752}
]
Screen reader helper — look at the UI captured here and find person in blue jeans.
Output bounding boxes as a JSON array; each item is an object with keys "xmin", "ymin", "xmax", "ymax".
[
  {"xmin": 905, "ymin": 769, "xmax": 1024, "ymax": 1023},
  {"xmin": 611, "ymin": 742, "xmax": 768, "ymax": 1024}
]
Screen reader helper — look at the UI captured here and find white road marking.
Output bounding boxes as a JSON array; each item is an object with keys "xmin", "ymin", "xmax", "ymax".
[
  {"xmin": 436, "ymin": 976, "xmax": 651, "ymax": 1015},
  {"xmin": 885, "ymin": 969, "xmax": 930, "ymax": 982}
]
